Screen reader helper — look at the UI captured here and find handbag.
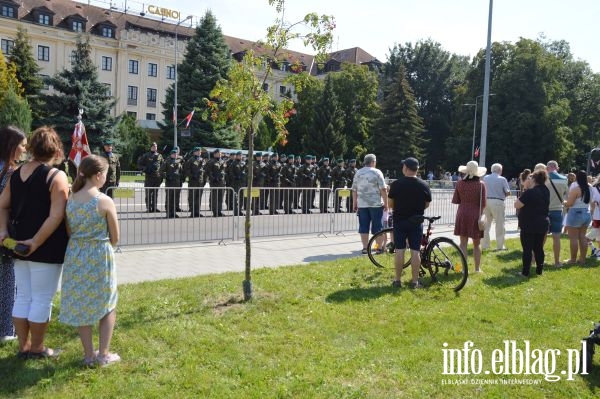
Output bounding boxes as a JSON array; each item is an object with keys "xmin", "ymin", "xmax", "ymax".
[{"xmin": 478, "ymin": 182, "xmax": 486, "ymax": 231}]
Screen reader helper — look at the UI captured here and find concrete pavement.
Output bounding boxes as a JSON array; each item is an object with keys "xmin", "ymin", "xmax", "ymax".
[{"xmin": 115, "ymin": 219, "xmax": 520, "ymax": 285}]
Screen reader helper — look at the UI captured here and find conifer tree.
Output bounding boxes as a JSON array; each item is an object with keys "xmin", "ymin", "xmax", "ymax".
[
  {"xmin": 162, "ymin": 11, "xmax": 235, "ymax": 151},
  {"xmin": 40, "ymin": 35, "xmax": 116, "ymax": 150},
  {"xmin": 372, "ymin": 63, "xmax": 426, "ymax": 174},
  {"xmin": 304, "ymin": 75, "xmax": 346, "ymax": 157},
  {"xmin": 0, "ymin": 87, "xmax": 32, "ymax": 132},
  {"xmin": 8, "ymin": 25, "xmax": 43, "ymax": 123},
  {"xmin": 115, "ymin": 113, "xmax": 151, "ymax": 169}
]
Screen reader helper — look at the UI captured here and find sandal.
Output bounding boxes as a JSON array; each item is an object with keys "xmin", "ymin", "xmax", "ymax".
[
  {"xmin": 28, "ymin": 347, "xmax": 61, "ymax": 360},
  {"xmin": 16, "ymin": 351, "xmax": 29, "ymax": 360},
  {"xmin": 361, "ymin": 248, "xmax": 368, "ymax": 255},
  {"xmin": 96, "ymin": 352, "xmax": 121, "ymax": 367}
]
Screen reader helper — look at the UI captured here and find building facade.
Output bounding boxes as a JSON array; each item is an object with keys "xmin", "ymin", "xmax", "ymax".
[{"xmin": 0, "ymin": 0, "xmax": 381, "ymax": 130}]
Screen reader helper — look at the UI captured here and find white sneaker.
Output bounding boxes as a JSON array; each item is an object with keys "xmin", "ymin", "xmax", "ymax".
[{"xmin": 0, "ymin": 335, "xmax": 17, "ymax": 344}]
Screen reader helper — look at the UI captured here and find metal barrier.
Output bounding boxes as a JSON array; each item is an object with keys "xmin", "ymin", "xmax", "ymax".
[{"xmin": 109, "ymin": 185, "xmax": 517, "ymax": 247}]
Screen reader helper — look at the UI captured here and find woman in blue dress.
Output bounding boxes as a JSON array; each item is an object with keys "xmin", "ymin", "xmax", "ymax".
[{"xmin": 60, "ymin": 155, "xmax": 121, "ymax": 366}]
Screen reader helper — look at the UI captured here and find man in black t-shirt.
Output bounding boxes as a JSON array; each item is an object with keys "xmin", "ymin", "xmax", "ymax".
[{"xmin": 388, "ymin": 157, "xmax": 432, "ymax": 289}]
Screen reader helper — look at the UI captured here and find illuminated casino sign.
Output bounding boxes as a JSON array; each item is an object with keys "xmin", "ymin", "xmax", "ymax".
[{"xmin": 147, "ymin": 5, "xmax": 180, "ymax": 20}]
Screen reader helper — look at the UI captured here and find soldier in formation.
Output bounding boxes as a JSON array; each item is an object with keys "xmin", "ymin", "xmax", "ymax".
[
  {"xmin": 206, "ymin": 149, "xmax": 226, "ymax": 217},
  {"xmin": 137, "ymin": 142, "xmax": 163, "ymax": 213},
  {"xmin": 183, "ymin": 146, "xmax": 205, "ymax": 217},
  {"xmin": 331, "ymin": 158, "xmax": 346, "ymax": 212},
  {"xmin": 99, "ymin": 139, "xmax": 121, "ymax": 198},
  {"xmin": 160, "ymin": 149, "xmax": 184, "ymax": 218},
  {"xmin": 316, "ymin": 158, "xmax": 332, "ymax": 213}
]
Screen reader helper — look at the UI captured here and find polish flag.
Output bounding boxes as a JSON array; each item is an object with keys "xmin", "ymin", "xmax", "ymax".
[
  {"xmin": 474, "ymin": 146, "xmax": 480, "ymax": 158},
  {"xmin": 69, "ymin": 120, "xmax": 91, "ymax": 167},
  {"xmin": 184, "ymin": 110, "xmax": 195, "ymax": 128}
]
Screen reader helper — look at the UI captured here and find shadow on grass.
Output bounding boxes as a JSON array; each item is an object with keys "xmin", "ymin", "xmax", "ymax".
[
  {"xmin": 481, "ymin": 265, "xmax": 533, "ymax": 288},
  {"xmin": 326, "ymin": 285, "xmax": 398, "ymax": 302},
  {"xmin": 0, "ymin": 357, "xmax": 57, "ymax": 396}
]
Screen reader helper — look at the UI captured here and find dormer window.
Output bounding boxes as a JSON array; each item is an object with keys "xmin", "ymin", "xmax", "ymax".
[
  {"xmin": 72, "ymin": 20, "xmax": 84, "ymax": 32},
  {"xmin": 1, "ymin": 4, "xmax": 16, "ymax": 18},
  {"xmin": 101, "ymin": 26, "xmax": 113, "ymax": 38},
  {"xmin": 38, "ymin": 13, "xmax": 51, "ymax": 25},
  {"xmin": 93, "ymin": 21, "xmax": 116, "ymax": 39}
]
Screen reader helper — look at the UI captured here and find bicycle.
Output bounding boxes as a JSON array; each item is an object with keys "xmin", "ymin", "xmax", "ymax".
[{"xmin": 366, "ymin": 216, "xmax": 468, "ymax": 292}]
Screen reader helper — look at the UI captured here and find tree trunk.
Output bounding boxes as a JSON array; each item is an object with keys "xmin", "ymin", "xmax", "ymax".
[{"xmin": 243, "ymin": 126, "xmax": 255, "ymax": 301}]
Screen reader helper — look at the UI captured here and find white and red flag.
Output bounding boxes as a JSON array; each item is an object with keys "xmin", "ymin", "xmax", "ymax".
[
  {"xmin": 69, "ymin": 119, "xmax": 91, "ymax": 167},
  {"xmin": 183, "ymin": 110, "xmax": 195, "ymax": 128}
]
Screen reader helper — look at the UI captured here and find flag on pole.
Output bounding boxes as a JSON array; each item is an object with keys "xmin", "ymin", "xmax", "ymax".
[
  {"xmin": 184, "ymin": 110, "xmax": 195, "ymax": 128},
  {"xmin": 69, "ymin": 118, "xmax": 91, "ymax": 168},
  {"xmin": 474, "ymin": 146, "xmax": 480, "ymax": 158}
]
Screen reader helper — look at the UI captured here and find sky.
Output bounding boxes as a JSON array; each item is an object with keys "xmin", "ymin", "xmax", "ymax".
[{"xmin": 91, "ymin": 0, "xmax": 600, "ymax": 72}]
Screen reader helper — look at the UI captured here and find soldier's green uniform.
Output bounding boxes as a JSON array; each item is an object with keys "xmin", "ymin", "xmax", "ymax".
[
  {"xmin": 160, "ymin": 149, "xmax": 184, "ymax": 218},
  {"xmin": 251, "ymin": 153, "xmax": 266, "ymax": 215},
  {"xmin": 331, "ymin": 159, "xmax": 346, "ymax": 212},
  {"xmin": 266, "ymin": 154, "xmax": 281, "ymax": 215},
  {"xmin": 344, "ymin": 159, "xmax": 357, "ymax": 212},
  {"xmin": 184, "ymin": 147, "xmax": 205, "ymax": 217},
  {"xmin": 298, "ymin": 155, "xmax": 316, "ymax": 214},
  {"xmin": 206, "ymin": 149, "xmax": 226, "ymax": 217},
  {"xmin": 137, "ymin": 142, "xmax": 163, "ymax": 212},
  {"xmin": 227, "ymin": 151, "xmax": 245, "ymax": 215},
  {"xmin": 99, "ymin": 140, "xmax": 120, "ymax": 198},
  {"xmin": 316, "ymin": 158, "xmax": 332, "ymax": 213},
  {"xmin": 281, "ymin": 154, "xmax": 297, "ymax": 214}
]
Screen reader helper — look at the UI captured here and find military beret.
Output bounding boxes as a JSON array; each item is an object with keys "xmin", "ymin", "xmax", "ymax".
[
  {"xmin": 213, "ymin": 148, "xmax": 221, "ymax": 154},
  {"xmin": 323, "ymin": 157, "xmax": 329, "ymax": 161},
  {"xmin": 337, "ymin": 158, "xmax": 344, "ymax": 163},
  {"xmin": 304, "ymin": 155, "xmax": 311, "ymax": 160},
  {"xmin": 193, "ymin": 146, "xmax": 201, "ymax": 151},
  {"xmin": 103, "ymin": 139, "xmax": 113, "ymax": 145},
  {"xmin": 288, "ymin": 154, "xmax": 295, "ymax": 159},
  {"xmin": 311, "ymin": 155, "xmax": 317, "ymax": 160},
  {"xmin": 236, "ymin": 151, "xmax": 242, "ymax": 155},
  {"xmin": 170, "ymin": 149, "xmax": 177, "ymax": 154},
  {"xmin": 255, "ymin": 152, "xmax": 262, "ymax": 157},
  {"xmin": 349, "ymin": 159, "xmax": 356, "ymax": 163}
]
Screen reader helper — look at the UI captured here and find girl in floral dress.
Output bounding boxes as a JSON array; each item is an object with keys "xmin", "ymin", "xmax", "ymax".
[{"xmin": 59, "ymin": 155, "xmax": 120, "ymax": 366}]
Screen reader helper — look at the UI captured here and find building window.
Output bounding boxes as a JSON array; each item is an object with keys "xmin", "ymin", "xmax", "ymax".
[
  {"xmin": 148, "ymin": 63, "xmax": 157, "ymax": 77},
  {"xmin": 128, "ymin": 60, "xmax": 139, "ymax": 74},
  {"xmin": 166, "ymin": 65, "xmax": 175, "ymax": 80},
  {"xmin": 127, "ymin": 86, "xmax": 138, "ymax": 105},
  {"xmin": 39, "ymin": 74, "xmax": 50, "ymax": 90},
  {"xmin": 72, "ymin": 21, "xmax": 84, "ymax": 32},
  {"xmin": 101, "ymin": 27, "xmax": 113, "ymax": 38},
  {"xmin": 1, "ymin": 39, "xmax": 14, "ymax": 56},
  {"xmin": 147, "ymin": 88, "xmax": 157, "ymax": 107},
  {"xmin": 101, "ymin": 56, "xmax": 112, "ymax": 71},
  {"xmin": 262, "ymin": 83, "xmax": 269, "ymax": 92},
  {"xmin": 127, "ymin": 111, "xmax": 137, "ymax": 119},
  {"xmin": 1, "ymin": 5, "xmax": 16, "ymax": 18},
  {"xmin": 38, "ymin": 45, "xmax": 50, "ymax": 61},
  {"xmin": 70, "ymin": 50, "xmax": 76, "ymax": 64},
  {"xmin": 146, "ymin": 113, "xmax": 156, "ymax": 121},
  {"xmin": 38, "ymin": 14, "xmax": 51, "ymax": 25},
  {"xmin": 279, "ymin": 85, "xmax": 287, "ymax": 96},
  {"xmin": 103, "ymin": 83, "xmax": 111, "ymax": 97}
]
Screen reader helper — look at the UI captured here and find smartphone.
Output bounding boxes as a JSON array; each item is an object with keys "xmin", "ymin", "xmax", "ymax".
[{"xmin": 13, "ymin": 243, "xmax": 30, "ymax": 256}]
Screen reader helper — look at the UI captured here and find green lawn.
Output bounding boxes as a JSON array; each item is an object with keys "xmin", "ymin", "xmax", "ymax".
[{"xmin": 1, "ymin": 238, "xmax": 599, "ymax": 398}]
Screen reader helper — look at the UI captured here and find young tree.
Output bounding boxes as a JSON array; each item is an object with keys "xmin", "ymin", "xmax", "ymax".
[
  {"xmin": 372, "ymin": 63, "xmax": 425, "ymax": 174},
  {"xmin": 304, "ymin": 75, "xmax": 346, "ymax": 157},
  {"xmin": 115, "ymin": 113, "xmax": 152, "ymax": 169},
  {"xmin": 162, "ymin": 11, "xmax": 234, "ymax": 151},
  {"xmin": 40, "ymin": 35, "xmax": 116, "ymax": 150},
  {"xmin": 204, "ymin": 0, "xmax": 335, "ymax": 300},
  {"xmin": 8, "ymin": 25, "xmax": 43, "ymax": 123}
]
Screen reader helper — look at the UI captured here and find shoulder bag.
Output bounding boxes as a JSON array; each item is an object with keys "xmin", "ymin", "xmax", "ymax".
[{"xmin": 478, "ymin": 182, "xmax": 486, "ymax": 231}]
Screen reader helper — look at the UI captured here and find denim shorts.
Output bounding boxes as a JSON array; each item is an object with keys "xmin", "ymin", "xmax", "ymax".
[
  {"xmin": 548, "ymin": 210, "xmax": 563, "ymax": 233},
  {"xmin": 565, "ymin": 207, "xmax": 591, "ymax": 228},
  {"xmin": 393, "ymin": 219, "xmax": 423, "ymax": 251},
  {"xmin": 357, "ymin": 207, "xmax": 384, "ymax": 235}
]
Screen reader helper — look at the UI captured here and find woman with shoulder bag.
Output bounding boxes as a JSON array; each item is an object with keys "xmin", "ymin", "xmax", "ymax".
[{"xmin": 0, "ymin": 126, "xmax": 69, "ymax": 360}]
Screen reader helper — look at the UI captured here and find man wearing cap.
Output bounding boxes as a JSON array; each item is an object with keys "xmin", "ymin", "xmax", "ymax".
[
  {"xmin": 331, "ymin": 159, "xmax": 346, "ymax": 212},
  {"xmin": 137, "ymin": 142, "xmax": 164, "ymax": 212},
  {"xmin": 388, "ymin": 157, "xmax": 431, "ymax": 288},
  {"xmin": 206, "ymin": 149, "xmax": 226, "ymax": 217},
  {"xmin": 352, "ymin": 153, "xmax": 388, "ymax": 254},
  {"xmin": 482, "ymin": 163, "xmax": 511, "ymax": 251},
  {"xmin": 298, "ymin": 155, "xmax": 316, "ymax": 214},
  {"xmin": 251, "ymin": 152, "xmax": 266, "ymax": 215},
  {"xmin": 228, "ymin": 151, "xmax": 245, "ymax": 215},
  {"xmin": 160, "ymin": 149, "xmax": 184, "ymax": 218},
  {"xmin": 344, "ymin": 159, "xmax": 357, "ymax": 212},
  {"xmin": 266, "ymin": 153, "xmax": 282, "ymax": 215},
  {"xmin": 184, "ymin": 147, "xmax": 205, "ymax": 217},
  {"xmin": 99, "ymin": 139, "xmax": 120, "ymax": 198},
  {"xmin": 281, "ymin": 154, "xmax": 297, "ymax": 214},
  {"xmin": 317, "ymin": 157, "xmax": 332, "ymax": 213},
  {"xmin": 173, "ymin": 146, "xmax": 185, "ymax": 212}
]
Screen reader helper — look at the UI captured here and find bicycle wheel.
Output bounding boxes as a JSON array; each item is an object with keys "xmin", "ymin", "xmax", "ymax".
[
  {"xmin": 367, "ymin": 228, "xmax": 395, "ymax": 268},
  {"xmin": 424, "ymin": 237, "xmax": 468, "ymax": 291}
]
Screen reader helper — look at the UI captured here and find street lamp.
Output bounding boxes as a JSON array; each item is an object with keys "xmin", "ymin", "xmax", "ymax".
[
  {"xmin": 173, "ymin": 15, "xmax": 193, "ymax": 149},
  {"xmin": 463, "ymin": 93, "xmax": 495, "ymax": 161}
]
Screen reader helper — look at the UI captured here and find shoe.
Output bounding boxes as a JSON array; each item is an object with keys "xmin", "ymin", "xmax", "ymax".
[
  {"xmin": 82, "ymin": 351, "xmax": 99, "ymax": 367},
  {"xmin": 409, "ymin": 281, "xmax": 424, "ymax": 289},
  {"xmin": 0, "ymin": 335, "xmax": 17, "ymax": 344},
  {"xmin": 361, "ymin": 248, "xmax": 368, "ymax": 255},
  {"xmin": 176, "ymin": 208, "xmax": 183, "ymax": 212},
  {"xmin": 154, "ymin": 208, "xmax": 161, "ymax": 213},
  {"xmin": 16, "ymin": 351, "xmax": 29, "ymax": 360},
  {"xmin": 28, "ymin": 347, "xmax": 61, "ymax": 360},
  {"xmin": 391, "ymin": 280, "xmax": 401, "ymax": 288},
  {"xmin": 97, "ymin": 352, "xmax": 121, "ymax": 367}
]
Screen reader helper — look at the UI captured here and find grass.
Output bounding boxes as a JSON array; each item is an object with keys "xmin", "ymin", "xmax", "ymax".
[{"xmin": 1, "ymin": 238, "xmax": 599, "ymax": 398}]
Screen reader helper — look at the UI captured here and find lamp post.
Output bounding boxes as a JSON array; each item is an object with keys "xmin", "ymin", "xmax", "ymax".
[
  {"xmin": 464, "ymin": 93, "xmax": 495, "ymax": 160},
  {"xmin": 173, "ymin": 15, "xmax": 193, "ymax": 149}
]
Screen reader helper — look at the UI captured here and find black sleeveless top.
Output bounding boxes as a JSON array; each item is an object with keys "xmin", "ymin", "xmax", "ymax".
[{"xmin": 10, "ymin": 164, "xmax": 68, "ymax": 263}]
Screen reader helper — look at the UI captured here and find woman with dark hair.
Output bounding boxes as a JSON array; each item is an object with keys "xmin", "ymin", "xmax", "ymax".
[
  {"xmin": 563, "ymin": 170, "xmax": 592, "ymax": 265},
  {"xmin": 0, "ymin": 126, "xmax": 69, "ymax": 359},
  {"xmin": 0, "ymin": 126, "xmax": 27, "ymax": 343},
  {"xmin": 515, "ymin": 170, "xmax": 550, "ymax": 276},
  {"xmin": 452, "ymin": 161, "xmax": 487, "ymax": 272}
]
